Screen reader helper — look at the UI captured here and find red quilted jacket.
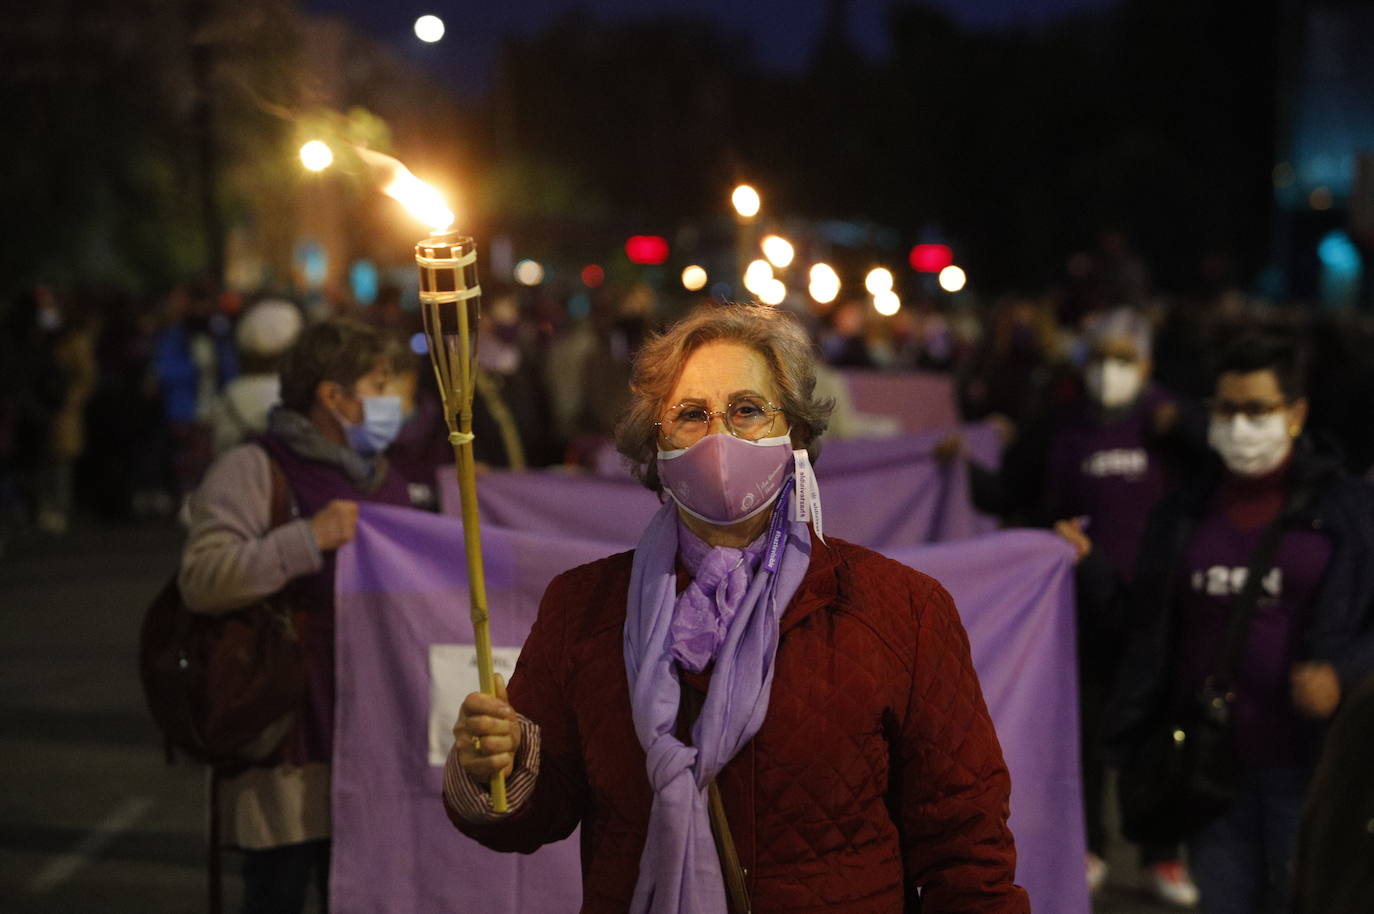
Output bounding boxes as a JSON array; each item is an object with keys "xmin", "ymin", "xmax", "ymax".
[{"xmin": 450, "ymin": 534, "xmax": 1030, "ymax": 913}]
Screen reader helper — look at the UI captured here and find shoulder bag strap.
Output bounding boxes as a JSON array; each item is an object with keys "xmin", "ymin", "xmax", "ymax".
[
  {"xmin": 264, "ymin": 454, "xmax": 295, "ymax": 528},
  {"xmin": 678, "ymin": 678, "xmax": 752, "ymax": 914}
]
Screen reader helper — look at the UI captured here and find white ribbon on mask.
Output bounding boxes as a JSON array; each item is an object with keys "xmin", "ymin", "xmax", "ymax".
[{"xmin": 790, "ymin": 449, "xmax": 824, "ymax": 543}]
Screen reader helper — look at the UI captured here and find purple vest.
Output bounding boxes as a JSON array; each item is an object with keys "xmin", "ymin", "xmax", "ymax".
[
  {"xmin": 257, "ymin": 433, "xmax": 411, "ymax": 764},
  {"xmin": 1045, "ymin": 392, "xmax": 1170, "ymax": 579},
  {"xmin": 1175, "ymin": 510, "xmax": 1332, "ymax": 769}
]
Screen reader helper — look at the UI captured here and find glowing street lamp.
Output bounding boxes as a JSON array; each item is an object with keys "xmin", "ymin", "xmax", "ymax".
[
  {"xmin": 681, "ymin": 265, "xmax": 708, "ymax": 291},
  {"xmin": 513, "ymin": 259, "xmax": 544, "ymax": 286},
  {"xmin": 299, "ymin": 140, "xmax": 333, "ymax": 172},
  {"xmin": 414, "ymin": 15, "xmax": 445, "ymax": 43},
  {"xmin": 938, "ymin": 265, "xmax": 967, "ymax": 293},
  {"xmin": 743, "ymin": 259, "xmax": 773, "ymax": 296},
  {"xmin": 808, "ymin": 263, "xmax": 840, "ymax": 304},
  {"xmin": 761, "ymin": 235, "xmax": 794, "ymax": 268},
  {"xmin": 731, "ymin": 184, "xmax": 761, "ymax": 219},
  {"xmin": 864, "ymin": 267, "xmax": 894, "ymax": 296},
  {"xmin": 758, "ymin": 279, "xmax": 787, "ymax": 305},
  {"xmin": 873, "ymin": 290, "xmax": 901, "ymax": 316}
]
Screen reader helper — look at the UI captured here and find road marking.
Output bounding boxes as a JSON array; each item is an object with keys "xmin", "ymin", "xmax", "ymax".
[{"xmin": 27, "ymin": 796, "xmax": 156, "ymax": 894}]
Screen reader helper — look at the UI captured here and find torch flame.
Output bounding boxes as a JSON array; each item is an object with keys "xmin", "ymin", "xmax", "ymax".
[{"xmin": 355, "ymin": 147, "xmax": 455, "ymax": 233}]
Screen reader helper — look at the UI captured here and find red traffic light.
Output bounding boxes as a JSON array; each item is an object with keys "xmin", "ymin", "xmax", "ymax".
[
  {"xmin": 909, "ymin": 244, "xmax": 953, "ymax": 273},
  {"xmin": 625, "ymin": 235, "xmax": 669, "ymax": 265}
]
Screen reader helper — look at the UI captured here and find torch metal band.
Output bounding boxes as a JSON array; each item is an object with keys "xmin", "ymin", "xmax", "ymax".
[
  {"xmin": 418, "ymin": 287, "xmax": 483, "ymax": 304},
  {"xmin": 415, "ymin": 250, "xmax": 478, "ymax": 269}
]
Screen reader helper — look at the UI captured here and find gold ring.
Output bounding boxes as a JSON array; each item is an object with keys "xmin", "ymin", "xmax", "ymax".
[{"xmin": 471, "ymin": 735, "xmax": 481, "ymax": 752}]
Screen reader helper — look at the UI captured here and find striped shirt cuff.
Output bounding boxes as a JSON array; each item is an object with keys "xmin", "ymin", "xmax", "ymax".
[{"xmin": 443, "ymin": 716, "xmax": 541, "ymax": 822}]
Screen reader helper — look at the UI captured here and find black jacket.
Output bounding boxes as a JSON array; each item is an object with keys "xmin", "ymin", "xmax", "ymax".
[{"xmin": 1104, "ymin": 440, "xmax": 1374, "ymax": 761}]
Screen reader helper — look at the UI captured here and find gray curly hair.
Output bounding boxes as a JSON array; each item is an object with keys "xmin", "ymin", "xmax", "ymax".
[{"xmin": 614, "ymin": 302, "xmax": 833, "ymax": 493}]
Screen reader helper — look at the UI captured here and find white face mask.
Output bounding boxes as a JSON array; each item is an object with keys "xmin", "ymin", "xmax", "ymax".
[
  {"xmin": 1207, "ymin": 413, "xmax": 1292, "ymax": 477},
  {"xmin": 1084, "ymin": 358, "xmax": 1143, "ymax": 408}
]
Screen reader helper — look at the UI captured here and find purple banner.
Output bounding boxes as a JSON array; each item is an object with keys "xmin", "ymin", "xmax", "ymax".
[
  {"xmin": 447, "ymin": 424, "xmax": 1002, "ymax": 549},
  {"xmin": 333, "ymin": 504, "xmax": 1086, "ymax": 914},
  {"xmin": 838, "ymin": 370, "xmax": 959, "ymax": 433}
]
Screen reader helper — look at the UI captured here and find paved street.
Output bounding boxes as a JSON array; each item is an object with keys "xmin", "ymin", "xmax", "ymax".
[{"xmin": 0, "ymin": 518, "xmax": 1177, "ymax": 913}]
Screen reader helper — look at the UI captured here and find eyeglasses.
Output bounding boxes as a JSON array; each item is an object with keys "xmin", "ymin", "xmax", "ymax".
[
  {"xmin": 655, "ymin": 396, "xmax": 784, "ymax": 449},
  {"xmin": 1207, "ymin": 398, "xmax": 1288, "ymax": 420}
]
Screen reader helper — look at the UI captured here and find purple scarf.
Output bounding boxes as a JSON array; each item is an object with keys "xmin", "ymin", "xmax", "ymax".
[{"xmin": 623, "ymin": 482, "xmax": 812, "ymax": 914}]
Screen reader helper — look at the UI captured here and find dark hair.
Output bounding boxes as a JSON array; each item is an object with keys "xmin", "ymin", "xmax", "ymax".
[
  {"xmin": 614, "ymin": 302, "xmax": 833, "ymax": 493},
  {"xmin": 1215, "ymin": 333, "xmax": 1305, "ymax": 400},
  {"xmin": 278, "ymin": 318, "xmax": 391, "ymax": 412}
]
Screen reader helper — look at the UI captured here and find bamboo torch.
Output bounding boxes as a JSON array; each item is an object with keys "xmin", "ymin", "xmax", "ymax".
[
  {"xmin": 414, "ymin": 230, "xmax": 507, "ymax": 811},
  {"xmin": 366, "ymin": 144, "xmax": 506, "ymax": 810}
]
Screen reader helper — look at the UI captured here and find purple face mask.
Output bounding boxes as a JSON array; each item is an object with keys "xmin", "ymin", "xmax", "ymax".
[{"xmin": 657, "ymin": 432, "xmax": 793, "ymax": 525}]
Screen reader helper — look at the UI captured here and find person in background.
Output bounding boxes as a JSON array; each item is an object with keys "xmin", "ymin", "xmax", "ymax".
[
  {"xmin": 953, "ymin": 306, "xmax": 1201, "ymax": 903},
  {"xmin": 179, "ymin": 318, "xmax": 412, "ymax": 914},
  {"xmin": 382, "ymin": 344, "xmax": 452, "ymax": 511},
  {"xmin": 36, "ymin": 290, "xmax": 97, "ymax": 535},
  {"xmin": 444, "ymin": 303, "xmax": 1029, "ymax": 912},
  {"xmin": 205, "ymin": 298, "xmax": 303, "ymax": 455},
  {"xmin": 1108, "ymin": 333, "xmax": 1374, "ymax": 914}
]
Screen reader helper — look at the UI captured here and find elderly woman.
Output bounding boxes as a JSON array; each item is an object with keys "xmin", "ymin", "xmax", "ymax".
[{"xmin": 444, "ymin": 303, "xmax": 1029, "ymax": 913}]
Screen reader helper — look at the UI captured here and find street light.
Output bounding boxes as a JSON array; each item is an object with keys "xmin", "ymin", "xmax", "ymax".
[
  {"xmin": 759, "ymin": 279, "xmax": 787, "ymax": 305},
  {"xmin": 808, "ymin": 263, "xmax": 840, "ymax": 304},
  {"xmin": 732, "ymin": 184, "xmax": 761, "ymax": 219},
  {"xmin": 761, "ymin": 235, "xmax": 794, "ymax": 268},
  {"xmin": 864, "ymin": 267, "xmax": 894, "ymax": 296},
  {"xmin": 414, "ymin": 15, "xmax": 445, "ymax": 43},
  {"xmin": 299, "ymin": 140, "xmax": 333, "ymax": 172},
  {"xmin": 938, "ymin": 265, "xmax": 967, "ymax": 293},
  {"xmin": 743, "ymin": 259, "xmax": 773, "ymax": 296},
  {"xmin": 681, "ymin": 265, "xmax": 708, "ymax": 291},
  {"xmin": 514, "ymin": 259, "xmax": 544, "ymax": 286},
  {"xmin": 873, "ymin": 290, "xmax": 901, "ymax": 316}
]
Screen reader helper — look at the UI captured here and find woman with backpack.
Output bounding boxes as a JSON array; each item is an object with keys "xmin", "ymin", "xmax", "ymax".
[{"xmin": 179, "ymin": 318, "xmax": 412, "ymax": 913}]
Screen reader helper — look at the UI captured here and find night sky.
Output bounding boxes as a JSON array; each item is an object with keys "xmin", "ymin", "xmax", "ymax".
[{"xmin": 303, "ymin": 0, "xmax": 1121, "ymax": 93}]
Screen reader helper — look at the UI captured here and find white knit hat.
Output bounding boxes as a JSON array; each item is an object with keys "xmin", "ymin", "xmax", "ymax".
[{"xmin": 236, "ymin": 299, "xmax": 303, "ymax": 357}]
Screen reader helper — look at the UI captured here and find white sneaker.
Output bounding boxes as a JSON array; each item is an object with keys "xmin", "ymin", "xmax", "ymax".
[
  {"xmin": 1086, "ymin": 853, "xmax": 1109, "ymax": 894},
  {"xmin": 1146, "ymin": 860, "xmax": 1199, "ymax": 908}
]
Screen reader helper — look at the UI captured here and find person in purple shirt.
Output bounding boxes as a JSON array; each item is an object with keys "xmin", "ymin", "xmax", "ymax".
[
  {"xmin": 1108, "ymin": 334, "xmax": 1374, "ymax": 914},
  {"xmin": 960, "ymin": 308, "xmax": 1202, "ymax": 904}
]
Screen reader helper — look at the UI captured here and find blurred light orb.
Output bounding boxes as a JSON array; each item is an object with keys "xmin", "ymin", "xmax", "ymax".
[
  {"xmin": 414, "ymin": 15, "xmax": 445, "ymax": 43},
  {"xmin": 759, "ymin": 279, "xmax": 787, "ymax": 305},
  {"xmin": 681, "ymin": 265, "xmax": 709, "ymax": 291},
  {"xmin": 299, "ymin": 140, "xmax": 333, "ymax": 172},
  {"xmin": 1309, "ymin": 186, "xmax": 1333, "ymax": 211},
  {"xmin": 409, "ymin": 332, "xmax": 429, "ymax": 356},
  {"xmin": 743, "ymin": 259, "xmax": 773, "ymax": 295},
  {"xmin": 514, "ymin": 259, "xmax": 545, "ymax": 286},
  {"xmin": 873, "ymin": 290, "xmax": 901, "ymax": 316},
  {"xmin": 732, "ymin": 184, "xmax": 761, "ymax": 219},
  {"xmin": 761, "ymin": 235, "xmax": 794, "ymax": 268},
  {"xmin": 938, "ymin": 265, "xmax": 967, "ymax": 293},
  {"xmin": 808, "ymin": 263, "xmax": 840, "ymax": 304},
  {"xmin": 864, "ymin": 267, "xmax": 894, "ymax": 295},
  {"xmin": 580, "ymin": 264, "xmax": 605, "ymax": 288}
]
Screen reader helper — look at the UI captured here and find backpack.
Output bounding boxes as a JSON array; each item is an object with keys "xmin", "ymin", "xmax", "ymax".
[{"xmin": 139, "ymin": 456, "xmax": 305, "ymax": 768}]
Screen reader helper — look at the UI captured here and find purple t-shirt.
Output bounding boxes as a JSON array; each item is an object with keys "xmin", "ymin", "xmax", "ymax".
[
  {"xmin": 1175, "ymin": 511, "xmax": 1332, "ymax": 768},
  {"xmin": 1045, "ymin": 390, "xmax": 1171, "ymax": 578}
]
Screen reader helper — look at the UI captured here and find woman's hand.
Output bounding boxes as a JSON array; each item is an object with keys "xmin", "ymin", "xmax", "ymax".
[
  {"xmin": 1291, "ymin": 662, "xmax": 1341, "ymax": 719},
  {"xmin": 309, "ymin": 499, "xmax": 359, "ymax": 551},
  {"xmin": 454, "ymin": 673, "xmax": 521, "ymax": 784}
]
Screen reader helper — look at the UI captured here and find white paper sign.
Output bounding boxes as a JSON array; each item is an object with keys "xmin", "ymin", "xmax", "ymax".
[{"xmin": 428, "ymin": 643, "xmax": 523, "ymax": 766}]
